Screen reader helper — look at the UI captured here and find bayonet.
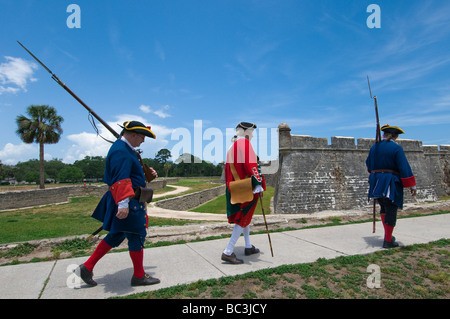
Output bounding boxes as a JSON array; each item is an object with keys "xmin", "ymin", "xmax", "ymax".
[{"xmin": 367, "ymin": 76, "xmax": 381, "ymax": 143}]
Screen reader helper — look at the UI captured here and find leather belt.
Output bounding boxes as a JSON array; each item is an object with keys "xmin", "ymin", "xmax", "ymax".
[
  {"xmin": 108, "ymin": 186, "xmax": 154, "ymax": 203},
  {"xmin": 370, "ymin": 169, "xmax": 400, "ymax": 175}
]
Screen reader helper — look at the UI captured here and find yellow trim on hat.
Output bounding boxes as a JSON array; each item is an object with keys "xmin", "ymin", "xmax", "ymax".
[
  {"xmin": 123, "ymin": 121, "xmax": 156, "ymax": 138},
  {"xmin": 381, "ymin": 125, "xmax": 405, "ymax": 134}
]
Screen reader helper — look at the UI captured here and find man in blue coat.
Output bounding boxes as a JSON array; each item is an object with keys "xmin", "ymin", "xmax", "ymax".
[
  {"xmin": 366, "ymin": 125, "xmax": 417, "ymax": 248},
  {"xmin": 77, "ymin": 121, "xmax": 160, "ymax": 287}
]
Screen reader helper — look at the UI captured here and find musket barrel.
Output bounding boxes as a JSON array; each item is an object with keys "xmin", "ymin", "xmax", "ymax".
[
  {"xmin": 17, "ymin": 41, "xmax": 156, "ymax": 182},
  {"xmin": 17, "ymin": 41, "xmax": 120, "ymax": 139},
  {"xmin": 367, "ymin": 76, "xmax": 381, "ymax": 233}
]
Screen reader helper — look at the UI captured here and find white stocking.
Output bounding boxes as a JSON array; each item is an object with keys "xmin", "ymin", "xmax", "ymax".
[
  {"xmin": 223, "ymin": 224, "xmax": 244, "ymax": 255},
  {"xmin": 243, "ymin": 225, "xmax": 252, "ymax": 248}
]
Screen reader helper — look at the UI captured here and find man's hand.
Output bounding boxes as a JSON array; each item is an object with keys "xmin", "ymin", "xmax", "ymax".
[
  {"xmin": 410, "ymin": 187, "xmax": 417, "ymax": 197},
  {"xmin": 149, "ymin": 167, "xmax": 158, "ymax": 179},
  {"xmin": 116, "ymin": 207, "xmax": 129, "ymax": 219}
]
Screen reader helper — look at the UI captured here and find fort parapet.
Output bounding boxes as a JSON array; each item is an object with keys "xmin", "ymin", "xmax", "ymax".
[{"xmin": 274, "ymin": 123, "xmax": 450, "ymax": 214}]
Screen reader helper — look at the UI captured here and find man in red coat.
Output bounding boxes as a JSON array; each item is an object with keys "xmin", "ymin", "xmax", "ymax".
[{"xmin": 222, "ymin": 122, "xmax": 266, "ymax": 264}]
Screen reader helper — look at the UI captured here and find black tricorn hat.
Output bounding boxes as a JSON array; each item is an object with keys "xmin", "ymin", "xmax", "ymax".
[
  {"xmin": 120, "ymin": 121, "xmax": 156, "ymax": 139},
  {"xmin": 236, "ymin": 122, "xmax": 257, "ymax": 130},
  {"xmin": 381, "ymin": 124, "xmax": 405, "ymax": 135}
]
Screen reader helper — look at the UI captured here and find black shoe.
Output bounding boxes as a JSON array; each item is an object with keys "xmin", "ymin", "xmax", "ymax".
[
  {"xmin": 77, "ymin": 264, "xmax": 97, "ymax": 287},
  {"xmin": 221, "ymin": 252, "xmax": 243, "ymax": 264},
  {"xmin": 244, "ymin": 245, "xmax": 260, "ymax": 256},
  {"xmin": 383, "ymin": 240, "xmax": 399, "ymax": 249},
  {"xmin": 131, "ymin": 273, "xmax": 160, "ymax": 286}
]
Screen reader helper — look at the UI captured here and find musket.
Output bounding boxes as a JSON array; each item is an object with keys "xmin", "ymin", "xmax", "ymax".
[
  {"xmin": 18, "ymin": 41, "xmax": 156, "ymax": 240},
  {"xmin": 86, "ymin": 227, "xmax": 103, "ymax": 240},
  {"xmin": 367, "ymin": 76, "xmax": 381, "ymax": 233},
  {"xmin": 367, "ymin": 76, "xmax": 382, "ymax": 144},
  {"xmin": 259, "ymin": 193, "xmax": 274, "ymax": 257},
  {"xmin": 17, "ymin": 41, "xmax": 155, "ymax": 183}
]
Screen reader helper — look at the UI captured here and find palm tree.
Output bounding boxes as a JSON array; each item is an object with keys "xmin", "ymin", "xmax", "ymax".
[{"xmin": 16, "ymin": 105, "xmax": 63, "ymax": 189}]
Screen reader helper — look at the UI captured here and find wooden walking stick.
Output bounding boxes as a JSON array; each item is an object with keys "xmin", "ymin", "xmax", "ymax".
[{"xmin": 259, "ymin": 194, "xmax": 274, "ymax": 257}]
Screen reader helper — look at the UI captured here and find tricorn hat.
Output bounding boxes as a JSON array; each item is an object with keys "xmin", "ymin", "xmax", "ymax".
[
  {"xmin": 236, "ymin": 122, "xmax": 257, "ymax": 130},
  {"xmin": 120, "ymin": 121, "xmax": 156, "ymax": 139},
  {"xmin": 381, "ymin": 124, "xmax": 405, "ymax": 135}
]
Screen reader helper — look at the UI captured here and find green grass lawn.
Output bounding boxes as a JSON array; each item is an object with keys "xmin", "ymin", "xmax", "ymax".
[
  {"xmin": 189, "ymin": 186, "xmax": 274, "ymax": 215},
  {"xmin": 0, "ymin": 196, "xmax": 102, "ymax": 243},
  {"xmin": 122, "ymin": 238, "xmax": 450, "ymax": 299},
  {"xmin": 0, "ymin": 179, "xmax": 223, "ymax": 244},
  {"xmin": 0, "ymin": 195, "xmax": 210, "ymax": 244}
]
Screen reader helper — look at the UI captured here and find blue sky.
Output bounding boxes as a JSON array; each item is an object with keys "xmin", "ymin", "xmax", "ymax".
[{"xmin": 1, "ymin": 0, "xmax": 449, "ymax": 165}]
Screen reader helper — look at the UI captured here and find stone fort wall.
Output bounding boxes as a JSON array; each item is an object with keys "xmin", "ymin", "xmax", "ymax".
[{"xmin": 274, "ymin": 123, "xmax": 450, "ymax": 214}]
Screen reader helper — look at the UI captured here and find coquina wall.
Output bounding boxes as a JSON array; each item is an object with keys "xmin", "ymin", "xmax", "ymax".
[{"xmin": 274, "ymin": 123, "xmax": 450, "ymax": 214}]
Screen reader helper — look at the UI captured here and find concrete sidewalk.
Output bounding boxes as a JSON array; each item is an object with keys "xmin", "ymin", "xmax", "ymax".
[{"xmin": 0, "ymin": 213, "xmax": 448, "ymax": 299}]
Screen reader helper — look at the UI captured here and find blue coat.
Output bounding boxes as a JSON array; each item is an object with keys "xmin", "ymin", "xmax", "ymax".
[
  {"xmin": 91, "ymin": 139, "xmax": 147, "ymax": 236},
  {"xmin": 366, "ymin": 140, "xmax": 415, "ymax": 208}
]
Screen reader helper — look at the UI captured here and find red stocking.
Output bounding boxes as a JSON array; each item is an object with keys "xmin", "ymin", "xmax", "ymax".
[
  {"xmin": 129, "ymin": 250, "xmax": 145, "ymax": 278},
  {"xmin": 384, "ymin": 224, "xmax": 394, "ymax": 242},
  {"xmin": 380, "ymin": 213, "xmax": 394, "ymax": 241},
  {"xmin": 84, "ymin": 240, "xmax": 112, "ymax": 272}
]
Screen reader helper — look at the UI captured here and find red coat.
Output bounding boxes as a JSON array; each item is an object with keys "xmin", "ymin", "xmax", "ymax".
[{"xmin": 225, "ymin": 138, "xmax": 266, "ymax": 227}]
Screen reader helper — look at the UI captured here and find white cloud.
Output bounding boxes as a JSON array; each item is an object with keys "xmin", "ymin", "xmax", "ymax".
[
  {"xmin": 139, "ymin": 105, "xmax": 151, "ymax": 113},
  {"xmin": 64, "ymin": 132, "xmax": 112, "ymax": 163},
  {"xmin": 0, "ymin": 142, "xmax": 37, "ymax": 165},
  {"xmin": 0, "ymin": 56, "xmax": 37, "ymax": 95},
  {"xmin": 139, "ymin": 104, "xmax": 171, "ymax": 118},
  {"xmin": 62, "ymin": 114, "xmax": 175, "ymax": 163},
  {"xmin": 154, "ymin": 105, "xmax": 171, "ymax": 119}
]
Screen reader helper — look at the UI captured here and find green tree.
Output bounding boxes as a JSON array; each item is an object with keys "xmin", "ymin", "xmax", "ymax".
[
  {"xmin": 155, "ymin": 148, "xmax": 172, "ymax": 164},
  {"xmin": 16, "ymin": 105, "xmax": 64, "ymax": 189},
  {"xmin": 45, "ymin": 159, "xmax": 67, "ymax": 181},
  {"xmin": 58, "ymin": 165, "xmax": 84, "ymax": 183},
  {"xmin": 24, "ymin": 171, "xmax": 41, "ymax": 184},
  {"xmin": 163, "ymin": 162, "xmax": 173, "ymax": 178},
  {"xmin": 15, "ymin": 159, "xmax": 40, "ymax": 182},
  {"xmin": 74, "ymin": 156, "xmax": 105, "ymax": 180}
]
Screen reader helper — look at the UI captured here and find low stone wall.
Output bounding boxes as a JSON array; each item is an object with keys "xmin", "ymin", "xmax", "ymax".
[
  {"xmin": 0, "ymin": 178, "xmax": 170, "ymax": 211},
  {"xmin": 0, "ymin": 185, "xmax": 108, "ymax": 210},
  {"xmin": 154, "ymin": 185, "xmax": 226, "ymax": 211}
]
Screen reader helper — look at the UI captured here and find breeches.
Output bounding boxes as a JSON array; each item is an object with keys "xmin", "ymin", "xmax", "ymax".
[
  {"xmin": 377, "ymin": 198, "xmax": 398, "ymax": 227},
  {"xmin": 103, "ymin": 232, "xmax": 145, "ymax": 251}
]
